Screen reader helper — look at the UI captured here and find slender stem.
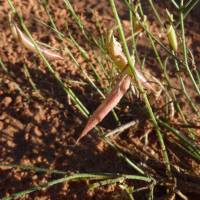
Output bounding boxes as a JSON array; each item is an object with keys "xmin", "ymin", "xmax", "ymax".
[
  {"xmin": 105, "ymin": 137, "xmax": 146, "ymax": 175},
  {"xmin": 170, "ymin": 0, "xmax": 179, "ymax": 9},
  {"xmin": 89, "ymin": 177, "xmax": 124, "ymax": 190},
  {"xmin": 64, "ymin": 47, "xmax": 120, "ymax": 124},
  {"xmin": 7, "ymin": 0, "xmax": 151, "ymax": 176},
  {"xmin": 109, "ymin": 0, "xmax": 171, "ymax": 176},
  {"xmin": 158, "ymin": 119, "xmax": 200, "ymax": 160},
  {"xmin": 148, "ymin": 32, "xmax": 197, "ymax": 139},
  {"xmin": 172, "ymin": 52, "xmax": 200, "ymax": 117},
  {"xmin": 0, "ymin": 164, "xmax": 66, "ymax": 174},
  {"xmin": 40, "ymin": 7, "xmax": 122, "ymax": 124},
  {"xmin": 23, "ymin": 64, "xmax": 38, "ymax": 92},
  {"xmin": 176, "ymin": 0, "xmax": 200, "ymax": 28},
  {"xmin": 7, "ymin": 0, "xmax": 15, "ymax": 12},
  {"xmin": 0, "ymin": 58, "xmax": 27, "ymax": 97},
  {"xmin": 2, "ymin": 173, "xmax": 152, "ymax": 200},
  {"xmin": 124, "ymin": 0, "xmax": 196, "ymax": 72},
  {"xmin": 148, "ymin": 0, "xmax": 163, "ymax": 26},
  {"xmin": 184, "ymin": 0, "xmax": 199, "ymax": 14},
  {"xmin": 105, "ymin": 120, "xmax": 138, "ymax": 137},
  {"xmin": 129, "ymin": 0, "xmax": 141, "ymax": 64},
  {"xmin": 179, "ymin": 0, "xmax": 200, "ymax": 96},
  {"xmin": 63, "ymin": 0, "xmax": 88, "ymax": 40},
  {"xmin": 143, "ymin": 3, "xmax": 197, "ymax": 137},
  {"xmin": 0, "ymin": 59, "xmax": 9, "ymax": 73},
  {"xmin": 17, "ymin": 16, "xmax": 89, "ymax": 117},
  {"xmin": 148, "ymin": 34, "xmax": 183, "ymax": 116}
]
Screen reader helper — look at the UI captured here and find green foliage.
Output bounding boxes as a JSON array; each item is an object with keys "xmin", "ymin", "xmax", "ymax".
[{"xmin": 2, "ymin": 0, "xmax": 200, "ymax": 199}]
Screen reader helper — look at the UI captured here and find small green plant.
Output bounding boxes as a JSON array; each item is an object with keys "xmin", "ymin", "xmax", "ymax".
[{"xmin": 1, "ymin": 0, "xmax": 200, "ymax": 199}]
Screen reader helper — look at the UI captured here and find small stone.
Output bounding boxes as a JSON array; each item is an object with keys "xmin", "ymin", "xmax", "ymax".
[
  {"xmin": 1, "ymin": 96, "xmax": 12, "ymax": 107},
  {"xmin": 34, "ymin": 126, "xmax": 42, "ymax": 137},
  {"xmin": 7, "ymin": 140, "xmax": 16, "ymax": 148},
  {"xmin": 0, "ymin": 121, "xmax": 4, "ymax": 129}
]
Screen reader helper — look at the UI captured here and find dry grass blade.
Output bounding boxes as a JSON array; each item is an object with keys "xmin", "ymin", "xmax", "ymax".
[
  {"xmin": 10, "ymin": 20, "xmax": 63, "ymax": 60},
  {"xmin": 76, "ymin": 74, "xmax": 132, "ymax": 144}
]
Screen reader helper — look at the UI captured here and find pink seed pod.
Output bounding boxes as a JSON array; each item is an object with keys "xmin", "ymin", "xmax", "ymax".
[
  {"xmin": 10, "ymin": 22, "xmax": 63, "ymax": 60},
  {"xmin": 76, "ymin": 74, "xmax": 132, "ymax": 144}
]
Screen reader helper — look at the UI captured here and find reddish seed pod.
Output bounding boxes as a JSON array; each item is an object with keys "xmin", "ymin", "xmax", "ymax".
[
  {"xmin": 76, "ymin": 74, "xmax": 132, "ymax": 144},
  {"xmin": 10, "ymin": 22, "xmax": 63, "ymax": 60}
]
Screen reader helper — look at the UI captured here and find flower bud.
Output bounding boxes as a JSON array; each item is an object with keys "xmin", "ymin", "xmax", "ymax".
[
  {"xmin": 105, "ymin": 30, "xmax": 127, "ymax": 71},
  {"xmin": 167, "ymin": 25, "xmax": 178, "ymax": 52}
]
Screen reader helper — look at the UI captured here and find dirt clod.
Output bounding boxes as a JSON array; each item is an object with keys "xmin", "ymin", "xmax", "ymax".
[{"xmin": 1, "ymin": 96, "xmax": 13, "ymax": 107}]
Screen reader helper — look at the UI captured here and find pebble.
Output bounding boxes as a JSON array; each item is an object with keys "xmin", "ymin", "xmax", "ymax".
[
  {"xmin": 0, "ymin": 121, "xmax": 3, "ymax": 129},
  {"xmin": 1, "ymin": 96, "xmax": 12, "ymax": 107}
]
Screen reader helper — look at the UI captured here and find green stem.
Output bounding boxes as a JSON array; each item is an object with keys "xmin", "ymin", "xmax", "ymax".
[
  {"xmin": 158, "ymin": 119, "xmax": 200, "ymax": 160},
  {"xmin": 17, "ymin": 16, "xmax": 89, "ymax": 117},
  {"xmin": 109, "ymin": 0, "xmax": 171, "ymax": 176},
  {"xmin": 172, "ymin": 52, "xmax": 200, "ymax": 117},
  {"xmin": 170, "ymin": 0, "xmax": 179, "ymax": 9},
  {"xmin": 23, "ymin": 64, "xmax": 38, "ymax": 92},
  {"xmin": 124, "ymin": 0, "xmax": 196, "ymax": 73},
  {"xmin": 176, "ymin": 0, "xmax": 200, "ymax": 28},
  {"xmin": 63, "ymin": 0, "xmax": 88, "ymax": 40},
  {"xmin": 0, "ymin": 59, "xmax": 9, "ymax": 73},
  {"xmin": 0, "ymin": 164, "xmax": 66, "ymax": 174},
  {"xmin": 179, "ymin": 0, "xmax": 200, "ymax": 96},
  {"xmin": 148, "ymin": 32, "xmax": 197, "ymax": 138},
  {"xmin": 3, "ymin": 173, "xmax": 152, "ymax": 200},
  {"xmin": 129, "ymin": 0, "xmax": 141, "ymax": 64},
  {"xmin": 148, "ymin": 0, "xmax": 163, "ymax": 26}
]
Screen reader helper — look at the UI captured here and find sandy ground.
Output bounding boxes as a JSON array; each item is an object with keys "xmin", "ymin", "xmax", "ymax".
[{"xmin": 0, "ymin": 0, "xmax": 200, "ymax": 199}]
